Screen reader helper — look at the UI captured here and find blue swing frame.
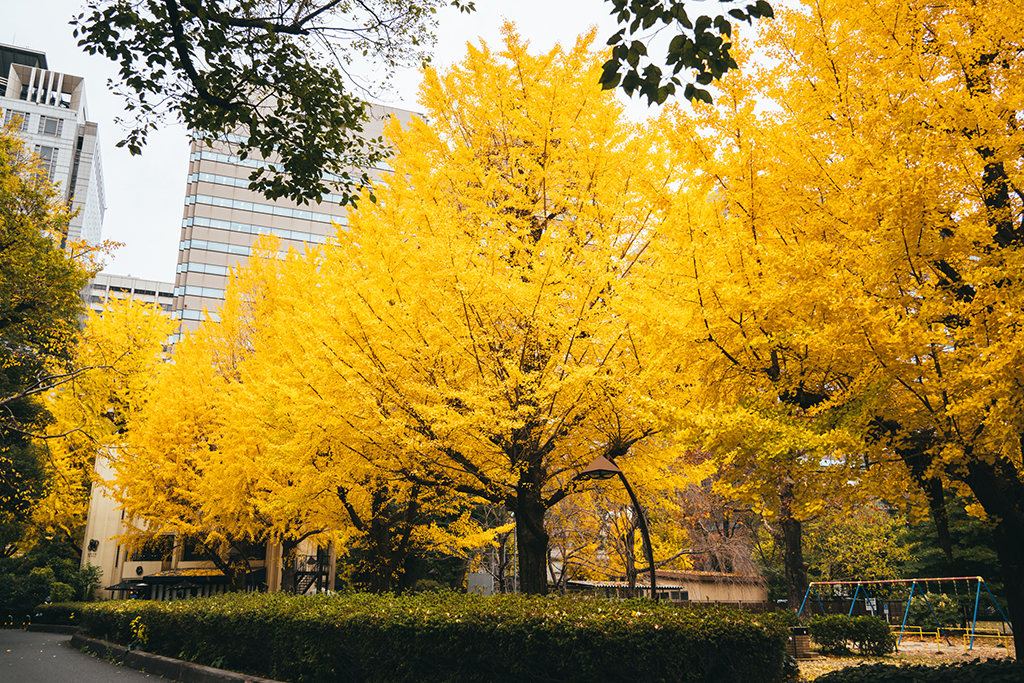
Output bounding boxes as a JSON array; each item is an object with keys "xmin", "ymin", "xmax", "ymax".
[{"xmin": 797, "ymin": 576, "xmax": 1012, "ymax": 650}]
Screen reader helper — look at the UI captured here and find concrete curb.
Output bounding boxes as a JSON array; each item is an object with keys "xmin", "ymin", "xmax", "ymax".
[{"xmin": 69, "ymin": 633, "xmax": 286, "ymax": 683}]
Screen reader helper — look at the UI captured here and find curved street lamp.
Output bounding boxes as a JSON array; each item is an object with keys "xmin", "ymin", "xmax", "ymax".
[{"xmin": 577, "ymin": 455, "xmax": 658, "ymax": 601}]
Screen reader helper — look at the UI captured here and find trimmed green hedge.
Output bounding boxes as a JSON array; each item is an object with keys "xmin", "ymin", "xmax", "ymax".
[
  {"xmin": 816, "ymin": 659, "xmax": 1022, "ymax": 682},
  {"xmin": 39, "ymin": 592, "xmax": 787, "ymax": 683},
  {"xmin": 31, "ymin": 602, "xmax": 80, "ymax": 625},
  {"xmin": 808, "ymin": 614, "xmax": 895, "ymax": 656}
]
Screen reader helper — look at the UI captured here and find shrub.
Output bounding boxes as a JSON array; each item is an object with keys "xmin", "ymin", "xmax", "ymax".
[
  {"xmin": 766, "ymin": 610, "xmax": 801, "ymax": 628},
  {"xmin": 50, "ymin": 582, "xmax": 76, "ymax": 603},
  {"xmin": 906, "ymin": 593, "xmax": 964, "ymax": 627},
  {"xmin": 808, "ymin": 614, "xmax": 894, "ymax": 656},
  {"xmin": 816, "ymin": 658, "xmax": 1022, "ymax": 682},
  {"xmin": 42, "ymin": 592, "xmax": 789, "ymax": 683},
  {"xmin": 846, "ymin": 615, "xmax": 895, "ymax": 656},
  {"xmin": 34, "ymin": 602, "xmax": 80, "ymax": 625},
  {"xmin": 808, "ymin": 615, "xmax": 851, "ymax": 654},
  {"xmin": 0, "ymin": 555, "xmax": 101, "ymax": 620}
]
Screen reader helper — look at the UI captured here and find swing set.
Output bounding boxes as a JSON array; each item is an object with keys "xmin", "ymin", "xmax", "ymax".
[{"xmin": 797, "ymin": 576, "xmax": 1013, "ymax": 650}]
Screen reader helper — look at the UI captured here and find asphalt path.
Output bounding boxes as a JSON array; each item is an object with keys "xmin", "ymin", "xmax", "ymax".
[{"xmin": 1, "ymin": 629, "xmax": 160, "ymax": 683}]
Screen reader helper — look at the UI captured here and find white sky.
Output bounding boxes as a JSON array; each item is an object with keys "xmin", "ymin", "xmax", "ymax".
[{"xmin": 3, "ymin": 1, "xmax": 658, "ymax": 283}]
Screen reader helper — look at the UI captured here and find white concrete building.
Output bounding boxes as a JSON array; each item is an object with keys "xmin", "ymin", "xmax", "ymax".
[
  {"xmin": 1, "ymin": 43, "xmax": 106, "ymax": 247},
  {"xmin": 87, "ymin": 273, "xmax": 175, "ymax": 315}
]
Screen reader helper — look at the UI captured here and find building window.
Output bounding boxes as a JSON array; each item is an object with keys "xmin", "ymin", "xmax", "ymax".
[
  {"xmin": 4, "ymin": 109, "xmax": 29, "ymax": 132},
  {"xmin": 37, "ymin": 115, "xmax": 63, "ymax": 137},
  {"xmin": 130, "ymin": 536, "xmax": 174, "ymax": 562},
  {"xmin": 34, "ymin": 146, "xmax": 58, "ymax": 181}
]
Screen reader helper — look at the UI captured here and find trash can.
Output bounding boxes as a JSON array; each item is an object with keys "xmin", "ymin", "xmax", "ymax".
[{"xmin": 787, "ymin": 626, "xmax": 813, "ymax": 659}]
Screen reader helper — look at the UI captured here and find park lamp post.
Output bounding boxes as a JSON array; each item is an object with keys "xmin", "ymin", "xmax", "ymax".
[{"xmin": 577, "ymin": 455, "xmax": 658, "ymax": 602}]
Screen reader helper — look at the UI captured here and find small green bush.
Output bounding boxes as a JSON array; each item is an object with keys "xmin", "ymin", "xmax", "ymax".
[
  {"xmin": 50, "ymin": 582, "xmax": 76, "ymax": 603},
  {"xmin": 808, "ymin": 615, "xmax": 851, "ymax": 654},
  {"xmin": 762, "ymin": 610, "xmax": 800, "ymax": 629},
  {"xmin": 34, "ymin": 602, "xmax": 80, "ymax": 625},
  {"xmin": 43, "ymin": 592, "xmax": 789, "ymax": 683},
  {"xmin": 846, "ymin": 615, "xmax": 895, "ymax": 656},
  {"xmin": 816, "ymin": 658, "xmax": 1022, "ymax": 682},
  {"xmin": 808, "ymin": 614, "xmax": 894, "ymax": 656}
]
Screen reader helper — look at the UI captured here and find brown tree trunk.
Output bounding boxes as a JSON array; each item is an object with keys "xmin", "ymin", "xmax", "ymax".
[
  {"xmin": 779, "ymin": 478, "xmax": 808, "ymax": 611},
  {"xmin": 962, "ymin": 457, "xmax": 1024, "ymax": 656},
  {"xmin": 226, "ymin": 555, "xmax": 249, "ymax": 592},
  {"xmin": 622, "ymin": 522, "xmax": 638, "ymax": 598},
  {"xmin": 991, "ymin": 520, "xmax": 1024, "ymax": 657},
  {"xmin": 201, "ymin": 540, "xmax": 249, "ymax": 592},
  {"xmin": 515, "ymin": 473, "xmax": 549, "ymax": 595},
  {"xmin": 280, "ymin": 539, "xmax": 299, "ymax": 594}
]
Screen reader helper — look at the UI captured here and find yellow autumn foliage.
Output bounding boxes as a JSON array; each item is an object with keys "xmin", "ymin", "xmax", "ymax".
[
  {"xmin": 642, "ymin": 0, "xmax": 1024, "ymax": 632},
  {"xmin": 34, "ymin": 298, "xmax": 172, "ymax": 551}
]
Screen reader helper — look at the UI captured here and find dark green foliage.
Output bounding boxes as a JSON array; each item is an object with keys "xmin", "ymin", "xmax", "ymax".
[
  {"xmin": 49, "ymin": 581, "xmax": 75, "ymax": 603},
  {"xmin": 847, "ymin": 616, "xmax": 896, "ymax": 656},
  {"xmin": 808, "ymin": 615, "xmax": 850, "ymax": 655},
  {"xmin": 48, "ymin": 592, "xmax": 788, "ymax": 683},
  {"xmin": 71, "ymin": 0, "xmax": 469, "ymax": 206},
  {"xmin": 32, "ymin": 601, "xmax": 80, "ymax": 625},
  {"xmin": 0, "ymin": 549, "xmax": 100, "ymax": 622},
  {"xmin": 815, "ymin": 659, "xmax": 1022, "ymax": 683},
  {"xmin": 901, "ymin": 493, "xmax": 1006, "ymax": 621},
  {"xmin": 766, "ymin": 609, "xmax": 800, "ymax": 628},
  {"xmin": 1, "ymin": 126, "xmax": 92, "ymax": 554},
  {"xmin": 906, "ymin": 593, "xmax": 966, "ymax": 628},
  {"xmin": 601, "ymin": 0, "xmax": 774, "ymax": 105},
  {"xmin": 808, "ymin": 615, "xmax": 895, "ymax": 656},
  {"xmin": 0, "ymin": 435, "xmax": 46, "ymax": 555}
]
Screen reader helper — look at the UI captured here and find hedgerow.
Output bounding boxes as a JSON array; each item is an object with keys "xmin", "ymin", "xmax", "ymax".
[
  {"xmin": 815, "ymin": 658, "xmax": 1022, "ymax": 682},
  {"xmin": 39, "ymin": 592, "xmax": 787, "ymax": 683}
]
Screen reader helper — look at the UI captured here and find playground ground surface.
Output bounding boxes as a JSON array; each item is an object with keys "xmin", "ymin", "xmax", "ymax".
[{"xmin": 797, "ymin": 627, "xmax": 1016, "ymax": 681}]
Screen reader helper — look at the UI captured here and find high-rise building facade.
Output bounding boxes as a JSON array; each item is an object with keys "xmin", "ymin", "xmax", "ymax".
[
  {"xmin": 0, "ymin": 43, "xmax": 106, "ymax": 246},
  {"xmin": 173, "ymin": 104, "xmax": 412, "ymax": 339}
]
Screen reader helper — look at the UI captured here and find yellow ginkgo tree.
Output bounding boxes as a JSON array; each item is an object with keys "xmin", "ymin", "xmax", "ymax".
[
  {"xmin": 213, "ymin": 24, "xmax": 686, "ymax": 595},
  {"xmin": 35, "ymin": 298, "xmax": 173, "ymax": 554},
  {"xmin": 645, "ymin": 0, "xmax": 1024, "ymax": 643}
]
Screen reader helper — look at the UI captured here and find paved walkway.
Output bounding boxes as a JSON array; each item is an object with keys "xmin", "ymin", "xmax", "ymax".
[{"xmin": 1, "ymin": 629, "xmax": 160, "ymax": 683}]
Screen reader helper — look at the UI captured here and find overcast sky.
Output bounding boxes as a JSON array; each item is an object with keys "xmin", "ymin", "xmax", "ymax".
[{"xmin": 4, "ymin": 1, "xmax": 656, "ymax": 283}]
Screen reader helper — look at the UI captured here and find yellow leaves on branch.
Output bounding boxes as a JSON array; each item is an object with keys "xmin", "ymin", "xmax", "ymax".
[
  {"xmin": 111, "ymin": 24, "xmax": 687, "ymax": 583},
  {"xmin": 106, "ymin": 3, "xmax": 1024, "ymax": 586},
  {"xmin": 645, "ymin": 0, "xmax": 1024, "ymax": 522},
  {"xmin": 34, "ymin": 298, "xmax": 172, "ymax": 547}
]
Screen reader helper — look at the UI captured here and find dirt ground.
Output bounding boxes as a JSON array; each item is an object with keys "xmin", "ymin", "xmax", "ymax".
[{"xmin": 796, "ymin": 639, "xmax": 1016, "ymax": 681}]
